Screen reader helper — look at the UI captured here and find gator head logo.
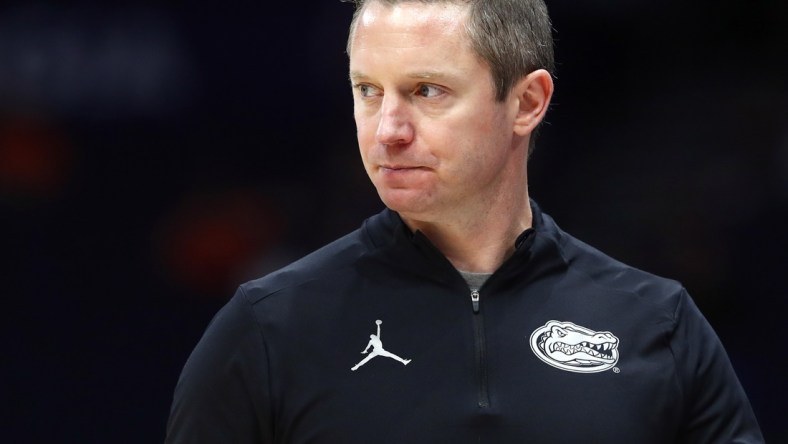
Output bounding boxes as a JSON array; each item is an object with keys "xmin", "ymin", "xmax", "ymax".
[{"xmin": 529, "ymin": 321, "xmax": 620, "ymax": 373}]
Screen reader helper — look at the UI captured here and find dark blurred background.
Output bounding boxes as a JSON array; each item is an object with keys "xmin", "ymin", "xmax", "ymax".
[{"xmin": 2, "ymin": 0, "xmax": 785, "ymax": 442}]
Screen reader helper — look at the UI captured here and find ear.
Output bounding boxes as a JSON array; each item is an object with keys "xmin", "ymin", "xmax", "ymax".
[{"xmin": 511, "ymin": 69, "xmax": 554, "ymax": 137}]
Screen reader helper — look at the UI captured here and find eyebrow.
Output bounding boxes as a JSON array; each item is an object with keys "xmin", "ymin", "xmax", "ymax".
[
  {"xmin": 407, "ymin": 71, "xmax": 451, "ymax": 81},
  {"xmin": 349, "ymin": 70, "xmax": 452, "ymax": 82},
  {"xmin": 349, "ymin": 70, "xmax": 366, "ymax": 82}
]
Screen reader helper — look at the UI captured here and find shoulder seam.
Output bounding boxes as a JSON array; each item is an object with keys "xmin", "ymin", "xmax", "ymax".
[
  {"xmin": 666, "ymin": 287, "xmax": 688, "ymax": 413},
  {"xmin": 239, "ymin": 285, "xmax": 275, "ymax": 432}
]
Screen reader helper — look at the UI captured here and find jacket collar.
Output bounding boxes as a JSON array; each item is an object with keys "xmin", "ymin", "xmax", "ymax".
[{"xmin": 360, "ymin": 200, "xmax": 568, "ymax": 290}]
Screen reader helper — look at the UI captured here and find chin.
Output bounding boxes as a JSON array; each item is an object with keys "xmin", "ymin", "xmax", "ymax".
[
  {"xmin": 378, "ymin": 190, "xmax": 431, "ymax": 217},
  {"xmin": 374, "ymin": 179, "xmax": 456, "ymax": 220}
]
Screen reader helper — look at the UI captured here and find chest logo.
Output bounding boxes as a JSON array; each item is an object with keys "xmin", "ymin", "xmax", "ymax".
[
  {"xmin": 529, "ymin": 321, "xmax": 619, "ymax": 373},
  {"xmin": 351, "ymin": 320, "xmax": 411, "ymax": 371}
]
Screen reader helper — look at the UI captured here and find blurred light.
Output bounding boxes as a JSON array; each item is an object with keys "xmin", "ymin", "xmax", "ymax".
[
  {"xmin": 154, "ymin": 189, "xmax": 285, "ymax": 297},
  {"xmin": 0, "ymin": 4, "xmax": 193, "ymax": 120},
  {"xmin": 0, "ymin": 115, "xmax": 72, "ymax": 198}
]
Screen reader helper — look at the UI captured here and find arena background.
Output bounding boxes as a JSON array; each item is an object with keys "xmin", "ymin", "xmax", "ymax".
[{"xmin": 2, "ymin": 0, "xmax": 786, "ymax": 441}]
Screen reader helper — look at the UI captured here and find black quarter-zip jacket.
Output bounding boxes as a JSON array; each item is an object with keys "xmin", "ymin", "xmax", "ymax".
[{"xmin": 166, "ymin": 202, "xmax": 763, "ymax": 443}]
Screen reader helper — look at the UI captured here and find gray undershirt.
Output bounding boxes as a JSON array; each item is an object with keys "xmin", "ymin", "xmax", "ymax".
[{"xmin": 459, "ymin": 270, "xmax": 493, "ymax": 292}]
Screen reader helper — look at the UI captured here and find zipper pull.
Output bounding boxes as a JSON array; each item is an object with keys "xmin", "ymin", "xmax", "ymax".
[{"xmin": 471, "ymin": 290, "xmax": 480, "ymax": 314}]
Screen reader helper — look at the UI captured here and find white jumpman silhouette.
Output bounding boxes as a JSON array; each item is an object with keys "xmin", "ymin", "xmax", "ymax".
[{"xmin": 351, "ymin": 320, "xmax": 411, "ymax": 371}]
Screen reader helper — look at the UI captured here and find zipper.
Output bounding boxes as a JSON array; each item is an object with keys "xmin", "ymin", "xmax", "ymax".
[
  {"xmin": 471, "ymin": 289, "xmax": 480, "ymax": 314},
  {"xmin": 471, "ymin": 289, "xmax": 490, "ymax": 408}
]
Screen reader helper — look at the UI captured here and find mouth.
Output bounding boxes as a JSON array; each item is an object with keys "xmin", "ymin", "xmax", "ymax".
[
  {"xmin": 375, "ymin": 165, "xmax": 430, "ymax": 187},
  {"xmin": 379, "ymin": 165, "xmax": 427, "ymax": 172}
]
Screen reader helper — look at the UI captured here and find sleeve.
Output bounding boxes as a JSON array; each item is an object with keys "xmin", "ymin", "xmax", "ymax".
[
  {"xmin": 670, "ymin": 289, "xmax": 764, "ymax": 443},
  {"xmin": 165, "ymin": 287, "xmax": 273, "ymax": 444}
]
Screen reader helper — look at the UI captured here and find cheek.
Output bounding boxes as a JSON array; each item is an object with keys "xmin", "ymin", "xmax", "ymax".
[
  {"xmin": 354, "ymin": 113, "xmax": 378, "ymax": 146},
  {"xmin": 449, "ymin": 117, "xmax": 510, "ymax": 176},
  {"xmin": 355, "ymin": 122, "xmax": 380, "ymax": 176}
]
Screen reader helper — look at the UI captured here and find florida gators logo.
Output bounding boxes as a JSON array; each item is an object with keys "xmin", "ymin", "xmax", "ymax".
[{"xmin": 529, "ymin": 321, "xmax": 619, "ymax": 373}]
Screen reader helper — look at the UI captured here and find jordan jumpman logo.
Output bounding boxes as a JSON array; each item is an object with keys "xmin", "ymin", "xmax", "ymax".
[{"xmin": 351, "ymin": 320, "xmax": 411, "ymax": 371}]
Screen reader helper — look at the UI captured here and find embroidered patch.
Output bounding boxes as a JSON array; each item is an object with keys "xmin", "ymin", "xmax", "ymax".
[
  {"xmin": 529, "ymin": 321, "xmax": 619, "ymax": 373},
  {"xmin": 351, "ymin": 320, "xmax": 411, "ymax": 371}
]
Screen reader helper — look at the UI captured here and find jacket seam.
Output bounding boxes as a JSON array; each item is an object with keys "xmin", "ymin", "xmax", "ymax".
[
  {"xmin": 361, "ymin": 217, "xmax": 380, "ymax": 249},
  {"xmin": 667, "ymin": 288, "xmax": 686, "ymax": 413},
  {"xmin": 239, "ymin": 285, "xmax": 276, "ymax": 441}
]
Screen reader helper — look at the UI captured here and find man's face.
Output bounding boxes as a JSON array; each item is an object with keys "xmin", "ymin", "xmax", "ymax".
[{"xmin": 349, "ymin": 1, "xmax": 522, "ymax": 223}]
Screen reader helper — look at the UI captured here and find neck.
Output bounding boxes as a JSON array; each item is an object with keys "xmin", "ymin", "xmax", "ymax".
[{"xmin": 402, "ymin": 192, "xmax": 533, "ymax": 274}]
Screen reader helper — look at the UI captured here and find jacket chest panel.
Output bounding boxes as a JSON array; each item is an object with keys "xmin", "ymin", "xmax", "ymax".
[{"xmin": 263, "ymin": 281, "xmax": 680, "ymax": 442}]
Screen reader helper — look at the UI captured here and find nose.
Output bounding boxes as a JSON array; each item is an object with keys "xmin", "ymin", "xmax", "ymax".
[{"xmin": 375, "ymin": 95, "xmax": 414, "ymax": 146}]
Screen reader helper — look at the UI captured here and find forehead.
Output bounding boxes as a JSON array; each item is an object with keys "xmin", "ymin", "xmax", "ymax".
[
  {"xmin": 356, "ymin": 1, "xmax": 469, "ymax": 34},
  {"xmin": 349, "ymin": 1, "xmax": 474, "ymax": 65}
]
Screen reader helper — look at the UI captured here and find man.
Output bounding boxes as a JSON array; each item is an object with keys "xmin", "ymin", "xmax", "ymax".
[{"xmin": 166, "ymin": 0, "xmax": 764, "ymax": 442}]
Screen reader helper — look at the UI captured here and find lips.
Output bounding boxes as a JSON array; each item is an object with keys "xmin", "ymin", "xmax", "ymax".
[
  {"xmin": 378, "ymin": 165, "xmax": 429, "ymax": 177},
  {"xmin": 376, "ymin": 164, "xmax": 430, "ymax": 186},
  {"xmin": 380, "ymin": 164, "xmax": 425, "ymax": 171}
]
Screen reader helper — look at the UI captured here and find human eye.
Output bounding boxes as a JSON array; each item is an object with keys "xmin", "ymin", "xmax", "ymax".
[
  {"xmin": 354, "ymin": 83, "xmax": 381, "ymax": 98},
  {"xmin": 415, "ymin": 84, "xmax": 445, "ymax": 98}
]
